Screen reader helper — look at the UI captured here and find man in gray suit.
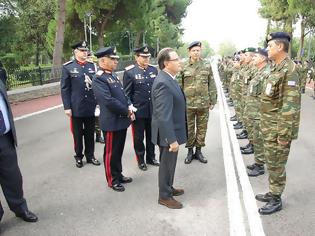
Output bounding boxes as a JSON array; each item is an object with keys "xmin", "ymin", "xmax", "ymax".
[
  {"xmin": 0, "ymin": 79, "xmax": 38, "ymax": 223},
  {"xmin": 151, "ymin": 48, "xmax": 187, "ymax": 209}
]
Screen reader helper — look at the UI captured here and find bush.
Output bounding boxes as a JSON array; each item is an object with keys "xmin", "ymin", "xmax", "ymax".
[{"xmin": 0, "ymin": 53, "xmax": 20, "ymax": 73}]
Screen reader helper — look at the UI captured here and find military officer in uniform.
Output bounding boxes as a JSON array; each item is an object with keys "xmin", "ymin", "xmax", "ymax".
[
  {"xmin": 92, "ymin": 47, "xmax": 134, "ymax": 192},
  {"xmin": 60, "ymin": 41, "xmax": 101, "ymax": 168},
  {"xmin": 178, "ymin": 41, "xmax": 217, "ymax": 164},
  {"xmin": 256, "ymin": 32, "xmax": 301, "ymax": 215},
  {"xmin": 123, "ymin": 45, "xmax": 159, "ymax": 171}
]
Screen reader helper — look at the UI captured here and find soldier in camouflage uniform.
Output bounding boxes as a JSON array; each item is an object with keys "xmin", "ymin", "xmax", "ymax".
[
  {"xmin": 237, "ymin": 48, "xmax": 257, "ymax": 152},
  {"xmin": 178, "ymin": 41, "xmax": 217, "ymax": 164},
  {"xmin": 233, "ymin": 50, "xmax": 246, "ymax": 129},
  {"xmin": 255, "ymin": 32, "xmax": 301, "ymax": 215},
  {"xmin": 246, "ymin": 48, "xmax": 269, "ymax": 177}
]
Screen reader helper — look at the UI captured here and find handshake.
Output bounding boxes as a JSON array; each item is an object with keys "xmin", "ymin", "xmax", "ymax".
[{"xmin": 128, "ymin": 104, "xmax": 137, "ymax": 121}]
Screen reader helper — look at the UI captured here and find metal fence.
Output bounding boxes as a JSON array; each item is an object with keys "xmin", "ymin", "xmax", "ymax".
[
  {"xmin": 6, "ymin": 58, "xmax": 157, "ymax": 90},
  {"xmin": 7, "ymin": 66, "xmax": 62, "ymax": 90}
]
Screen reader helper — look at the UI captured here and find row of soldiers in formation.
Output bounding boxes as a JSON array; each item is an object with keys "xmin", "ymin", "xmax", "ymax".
[
  {"xmin": 60, "ymin": 40, "xmax": 217, "ymax": 194},
  {"xmin": 218, "ymin": 32, "xmax": 303, "ymax": 215}
]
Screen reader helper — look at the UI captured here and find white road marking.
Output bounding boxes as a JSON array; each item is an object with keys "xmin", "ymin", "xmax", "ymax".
[
  {"xmin": 212, "ymin": 63, "xmax": 246, "ymax": 236},
  {"xmin": 212, "ymin": 62, "xmax": 265, "ymax": 236},
  {"xmin": 14, "ymin": 104, "xmax": 63, "ymax": 121}
]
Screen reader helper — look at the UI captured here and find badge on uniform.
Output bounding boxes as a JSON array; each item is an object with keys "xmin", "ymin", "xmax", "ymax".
[
  {"xmin": 265, "ymin": 83, "xmax": 272, "ymax": 96},
  {"xmin": 84, "ymin": 73, "xmax": 92, "ymax": 90},
  {"xmin": 70, "ymin": 68, "xmax": 79, "ymax": 74},
  {"xmin": 88, "ymin": 68, "xmax": 95, "ymax": 73},
  {"xmin": 135, "ymin": 74, "xmax": 143, "ymax": 80},
  {"xmin": 287, "ymin": 80, "xmax": 296, "ymax": 87}
]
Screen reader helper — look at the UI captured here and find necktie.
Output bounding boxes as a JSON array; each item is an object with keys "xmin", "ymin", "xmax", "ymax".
[{"xmin": 0, "ymin": 109, "xmax": 6, "ymax": 135}]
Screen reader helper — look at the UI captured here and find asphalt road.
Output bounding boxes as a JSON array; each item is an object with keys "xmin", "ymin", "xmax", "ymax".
[{"xmin": 0, "ymin": 69, "xmax": 314, "ymax": 235}]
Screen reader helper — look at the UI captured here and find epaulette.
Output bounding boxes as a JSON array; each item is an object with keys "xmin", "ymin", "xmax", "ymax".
[
  {"xmin": 96, "ymin": 70, "xmax": 104, "ymax": 76},
  {"xmin": 63, "ymin": 60, "xmax": 73, "ymax": 66},
  {"xmin": 125, "ymin": 64, "xmax": 135, "ymax": 71}
]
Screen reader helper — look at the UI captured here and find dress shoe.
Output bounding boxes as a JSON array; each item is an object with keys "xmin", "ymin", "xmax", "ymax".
[
  {"xmin": 195, "ymin": 148, "xmax": 207, "ymax": 164},
  {"xmin": 233, "ymin": 122, "xmax": 243, "ymax": 129},
  {"xmin": 120, "ymin": 176, "xmax": 133, "ymax": 184},
  {"xmin": 75, "ymin": 159, "xmax": 83, "ymax": 168},
  {"xmin": 16, "ymin": 210, "xmax": 38, "ymax": 223},
  {"xmin": 138, "ymin": 163, "xmax": 148, "ymax": 171},
  {"xmin": 240, "ymin": 143, "xmax": 251, "ymax": 150},
  {"xmin": 259, "ymin": 196, "xmax": 282, "ymax": 215},
  {"xmin": 255, "ymin": 192, "xmax": 274, "ymax": 202},
  {"xmin": 172, "ymin": 188, "xmax": 184, "ymax": 196},
  {"xmin": 247, "ymin": 164, "xmax": 264, "ymax": 177},
  {"xmin": 241, "ymin": 146, "xmax": 254, "ymax": 154},
  {"xmin": 112, "ymin": 183, "xmax": 125, "ymax": 192},
  {"xmin": 230, "ymin": 116, "xmax": 237, "ymax": 121},
  {"xmin": 184, "ymin": 148, "xmax": 194, "ymax": 164},
  {"xmin": 87, "ymin": 157, "xmax": 101, "ymax": 166},
  {"xmin": 95, "ymin": 134, "xmax": 105, "ymax": 143},
  {"xmin": 158, "ymin": 197, "xmax": 183, "ymax": 209},
  {"xmin": 147, "ymin": 159, "xmax": 160, "ymax": 166}
]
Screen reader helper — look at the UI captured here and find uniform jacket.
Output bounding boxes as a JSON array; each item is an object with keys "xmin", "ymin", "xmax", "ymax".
[
  {"xmin": 92, "ymin": 70, "xmax": 131, "ymax": 132},
  {"xmin": 0, "ymin": 79, "xmax": 17, "ymax": 146},
  {"xmin": 260, "ymin": 57, "xmax": 301, "ymax": 141},
  {"xmin": 178, "ymin": 58, "xmax": 217, "ymax": 108},
  {"xmin": 151, "ymin": 70, "xmax": 187, "ymax": 147},
  {"xmin": 60, "ymin": 60, "xmax": 97, "ymax": 117},
  {"xmin": 123, "ymin": 64, "xmax": 157, "ymax": 118}
]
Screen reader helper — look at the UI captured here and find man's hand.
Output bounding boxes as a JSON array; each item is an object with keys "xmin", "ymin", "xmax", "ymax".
[
  {"xmin": 277, "ymin": 138, "xmax": 289, "ymax": 146},
  {"xmin": 65, "ymin": 109, "xmax": 72, "ymax": 117},
  {"xmin": 169, "ymin": 141, "xmax": 179, "ymax": 152}
]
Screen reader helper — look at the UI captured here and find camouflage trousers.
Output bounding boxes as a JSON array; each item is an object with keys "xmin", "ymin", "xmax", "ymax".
[
  {"xmin": 263, "ymin": 139, "xmax": 291, "ymax": 196},
  {"xmin": 186, "ymin": 108, "xmax": 209, "ymax": 148},
  {"xmin": 252, "ymin": 119, "xmax": 265, "ymax": 165},
  {"xmin": 244, "ymin": 115, "xmax": 253, "ymax": 142}
]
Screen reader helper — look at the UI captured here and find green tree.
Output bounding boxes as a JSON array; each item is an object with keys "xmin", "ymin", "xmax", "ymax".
[{"xmin": 217, "ymin": 41, "xmax": 237, "ymax": 57}]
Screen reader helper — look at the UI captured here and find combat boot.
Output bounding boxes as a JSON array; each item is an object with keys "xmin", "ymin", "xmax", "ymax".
[
  {"xmin": 258, "ymin": 195, "xmax": 282, "ymax": 215},
  {"xmin": 237, "ymin": 130, "xmax": 248, "ymax": 139},
  {"xmin": 184, "ymin": 148, "xmax": 194, "ymax": 164},
  {"xmin": 230, "ymin": 115, "xmax": 237, "ymax": 121},
  {"xmin": 247, "ymin": 164, "xmax": 264, "ymax": 177},
  {"xmin": 255, "ymin": 192, "xmax": 274, "ymax": 202},
  {"xmin": 241, "ymin": 143, "xmax": 254, "ymax": 154},
  {"xmin": 233, "ymin": 122, "xmax": 243, "ymax": 129},
  {"xmin": 195, "ymin": 147, "xmax": 207, "ymax": 164},
  {"xmin": 240, "ymin": 143, "xmax": 251, "ymax": 150}
]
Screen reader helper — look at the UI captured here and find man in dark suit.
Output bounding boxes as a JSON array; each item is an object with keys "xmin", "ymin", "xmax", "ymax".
[
  {"xmin": 60, "ymin": 41, "xmax": 100, "ymax": 168},
  {"xmin": 123, "ymin": 45, "xmax": 159, "ymax": 171},
  {"xmin": 0, "ymin": 79, "xmax": 38, "ymax": 223},
  {"xmin": 151, "ymin": 48, "xmax": 187, "ymax": 209},
  {"xmin": 92, "ymin": 47, "xmax": 134, "ymax": 192}
]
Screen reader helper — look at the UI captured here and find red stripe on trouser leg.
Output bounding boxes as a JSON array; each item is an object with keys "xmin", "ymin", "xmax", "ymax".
[
  {"xmin": 104, "ymin": 132, "xmax": 113, "ymax": 187},
  {"xmin": 70, "ymin": 117, "xmax": 76, "ymax": 152},
  {"xmin": 131, "ymin": 124, "xmax": 139, "ymax": 162}
]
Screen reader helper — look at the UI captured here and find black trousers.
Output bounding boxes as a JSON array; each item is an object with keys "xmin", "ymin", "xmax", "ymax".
[
  {"xmin": 70, "ymin": 116, "xmax": 95, "ymax": 160},
  {"xmin": 131, "ymin": 118, "xmax": 155, "ymax": 164},
  {"xmin": 103, "ymin": 129, "xmax": 127, "ymax": 187},
  {"xmin": 158, "ymin": 146, "xmax": 178, "ymax": 199},
  {"xmin": 0, "ymin": 132, "xmax": 28, "ymax": 220}
]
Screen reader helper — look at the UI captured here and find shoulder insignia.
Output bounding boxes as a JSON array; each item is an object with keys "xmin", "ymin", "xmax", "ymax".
[
  {"xmin": 96, "ymin": 70, "xmax": 104, "ymax": 76},
  {"xmin": 125, "ymin": 64, "xmax": 135, "ymax": 71},
  {"xmin": 63, "ymin": 60, "xmax": 73, "ymax": 66}
]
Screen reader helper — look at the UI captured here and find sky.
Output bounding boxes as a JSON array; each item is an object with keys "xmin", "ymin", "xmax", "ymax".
[{"xmin": 181, "ymin": 0, "xmax": 267, "ymax": 51}]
